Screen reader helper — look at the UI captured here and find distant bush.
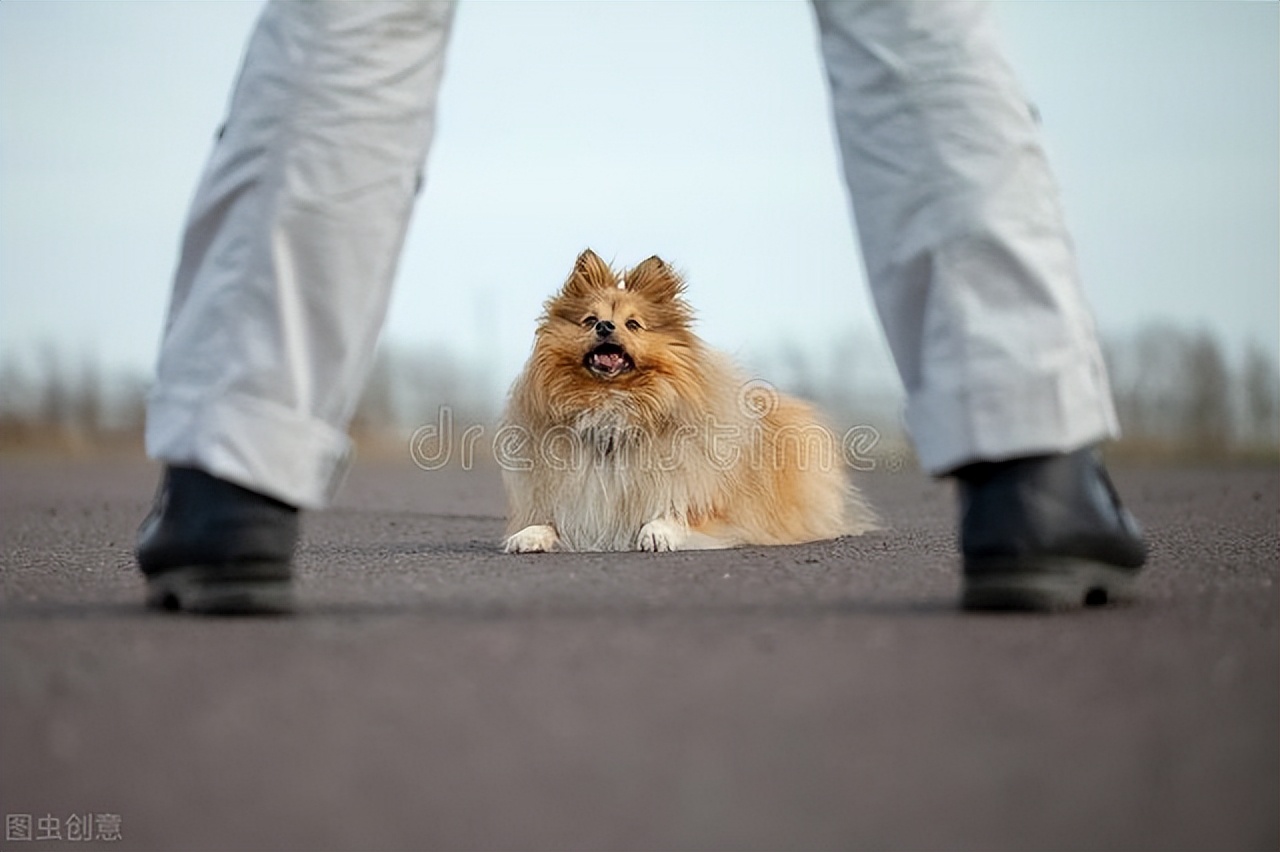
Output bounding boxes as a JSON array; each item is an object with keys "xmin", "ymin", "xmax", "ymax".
[
  {"xmin": 1, "ymin": 324, "xmax": 1275, "ymax": 463},
  {"xmin": 1104, "ymin": 326, "xmax": 1278, "ymax": 460}
]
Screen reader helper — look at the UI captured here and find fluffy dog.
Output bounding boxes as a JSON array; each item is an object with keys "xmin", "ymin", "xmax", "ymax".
[{"xmin": 502, "ymin": 249, "xmax": 876, "ymax": 552}]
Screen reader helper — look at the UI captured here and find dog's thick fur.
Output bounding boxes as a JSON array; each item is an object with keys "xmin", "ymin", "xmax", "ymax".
[{"xmin": 502, "ymin": 250, "xmax": 877, "ymax": 552}]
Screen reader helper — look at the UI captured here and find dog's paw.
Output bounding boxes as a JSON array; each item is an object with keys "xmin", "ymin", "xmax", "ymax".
[
  {"xmin": 504, "ymin": 524, "xmax": 558, "ymax": 553},
  {"xmin": 637, "ymin": 518, "xmax": 687, "ymax": 552}
]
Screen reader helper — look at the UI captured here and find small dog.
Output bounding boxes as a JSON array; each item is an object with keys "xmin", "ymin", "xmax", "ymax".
[{"xmin": 502, "ymin": 250, "xmax": 877, "ymax": 552}]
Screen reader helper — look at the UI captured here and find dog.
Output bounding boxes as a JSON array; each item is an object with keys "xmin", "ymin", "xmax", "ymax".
[{"xmin": 501, "ymin": 249, "xmax": 876, "ymax": 552}]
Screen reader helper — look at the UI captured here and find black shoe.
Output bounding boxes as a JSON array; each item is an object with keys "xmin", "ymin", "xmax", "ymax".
[
  {"xmin": 136, "ymin": 466, "xmax": 299, "ymax": 615},
  {"xmin": 955, "ymin": 447, "xmax": 1147, "ymax": 611}
]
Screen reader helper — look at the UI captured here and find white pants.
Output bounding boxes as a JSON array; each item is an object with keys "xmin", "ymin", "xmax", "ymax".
[{"xmin": 147, "ymin": 0, "xmax": 1118, "ymax": 508}]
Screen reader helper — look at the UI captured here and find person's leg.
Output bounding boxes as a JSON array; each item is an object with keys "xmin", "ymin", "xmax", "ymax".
[
  {"xmin": 138, "ymin": 0, "xmax": 455, "ymax": 613},
  {"xmin": 149, "ymin": 0, "xmax": 454, "ymax": 508},
  {"xmin": 813, "ymin": 0, "xmax": 1115, "ymax": 472},
  {"xmin": 812, "ymin": 0, "xmax": 1145, "ymax": 609}
]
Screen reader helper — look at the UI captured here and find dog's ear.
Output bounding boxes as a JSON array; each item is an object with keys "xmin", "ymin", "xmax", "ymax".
[
  {"xmin": 624, "ymin": 255, "xmax": 685, "ymax": 303},
  {"xmin": 562, "ymin": 248, "xmax": 616, "ymax": 298}
]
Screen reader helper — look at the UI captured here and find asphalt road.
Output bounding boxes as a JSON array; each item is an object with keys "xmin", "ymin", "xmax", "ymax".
[{"xmin": 1, "ymin": 456, "xmax": 1276, "ymax": 852}]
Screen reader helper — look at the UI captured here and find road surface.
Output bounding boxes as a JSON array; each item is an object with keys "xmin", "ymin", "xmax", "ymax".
[{"xmin": 1, "ymin": 456, "xmax": 1276, "ymax": 851}]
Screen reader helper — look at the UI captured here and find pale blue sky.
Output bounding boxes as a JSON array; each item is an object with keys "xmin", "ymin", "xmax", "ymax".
[{"xmin": 2, "ymin": 1, "xmax": 1276, "ymax": 405}]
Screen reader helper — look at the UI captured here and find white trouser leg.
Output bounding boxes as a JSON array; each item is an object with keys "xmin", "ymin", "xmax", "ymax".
[
  {"xmin": 147, "ymin": 1, "xmax": 455, "ymax": 508},
  {"xmin": 812, "ymin": 0, "xmax": 1119, "ymax": 474}
]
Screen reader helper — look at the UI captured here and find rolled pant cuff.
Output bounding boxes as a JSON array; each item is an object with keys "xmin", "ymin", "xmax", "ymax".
[
  {"xmin": 145, "ymin": 389, "xmax": 353, "ymax": 510},
  {"xmin": 906, "ymin": 356, "xmax": 1120, "ymax": 476}
]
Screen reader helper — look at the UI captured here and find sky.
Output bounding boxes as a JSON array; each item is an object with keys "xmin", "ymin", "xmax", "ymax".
[{"xmin": 1, "ymin": 1, "xmax": 1276, "ymax": 408}]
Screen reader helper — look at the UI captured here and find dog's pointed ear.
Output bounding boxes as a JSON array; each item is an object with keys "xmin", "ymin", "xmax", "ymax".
[
  {"xmin": 562, "ymin": 248, "xmax": 616, "ymax": 297},
  {"xmin": 624, "ymin": 255, "xmax": 685, "ymax": 302}
]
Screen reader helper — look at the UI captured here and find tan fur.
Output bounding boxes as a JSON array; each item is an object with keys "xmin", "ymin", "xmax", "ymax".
[{"xmin": 501, "ymin": 249, "xmax": 878, "ymax": 553}]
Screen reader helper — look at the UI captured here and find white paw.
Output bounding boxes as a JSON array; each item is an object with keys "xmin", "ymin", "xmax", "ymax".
[
  {"xmin": 637, "ymin": 518, "xmax": 687, "ymax": 552},
  {"xmin": 504, "ymin": 524, "xmax": 558, "ymax": 553}
]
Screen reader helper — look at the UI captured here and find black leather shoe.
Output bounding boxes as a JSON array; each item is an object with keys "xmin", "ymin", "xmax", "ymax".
[
  {"xmin": 955, "ymin": 447, "xmax": 1147, "ymax": 611},
  {"xmin": 136, "ymin": 466, "xmax": 299, "ymax": 615}
]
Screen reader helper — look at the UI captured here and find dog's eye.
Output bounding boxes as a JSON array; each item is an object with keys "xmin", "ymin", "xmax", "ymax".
[
  {"xmin": 626, "ymin": 319, "xmax": 642, "ymax": 332},
  {"xmin": 582, "ymin": 315, "xmax": 598, "ymax": 328}
]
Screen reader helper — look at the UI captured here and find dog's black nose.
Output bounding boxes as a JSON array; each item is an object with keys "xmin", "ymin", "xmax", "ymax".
[{"xmin": 595, "ymin": 319, "xmax": 615, "ymax": 338}]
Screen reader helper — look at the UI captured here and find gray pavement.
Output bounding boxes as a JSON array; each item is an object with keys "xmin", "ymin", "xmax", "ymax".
[{"xmin": 1, "ymin": 456, "xmax": 1276, "ymax": 851}]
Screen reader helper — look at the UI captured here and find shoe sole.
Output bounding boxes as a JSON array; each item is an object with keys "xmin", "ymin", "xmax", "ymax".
[
  {"xmin": 962, "ymin": 557, "xmax": 1138, "ymax": 612},
  {"xmin": 146, "ymin": 563, "xmax": 294, "ymax": 616}
]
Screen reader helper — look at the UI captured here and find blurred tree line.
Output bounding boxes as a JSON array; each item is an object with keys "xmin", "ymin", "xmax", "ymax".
[
  {"xmin": 1, "ymin": 324, "xmax": 1276, "ymax": 462},
  {"xmin": 1104, "ymin": 326, "xmax": 1278, "ymax": 460},
  {"xmin": 0, "ymin": 346, "xmax": 149, "ymax": 453}
]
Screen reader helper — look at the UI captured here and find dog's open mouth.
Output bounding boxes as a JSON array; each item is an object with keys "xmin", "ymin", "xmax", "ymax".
[{"xmin": 584, "ymin": 342, "xmax": 635, "ymax": 378}]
